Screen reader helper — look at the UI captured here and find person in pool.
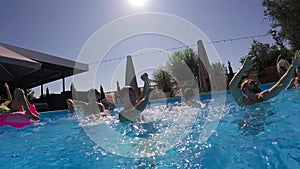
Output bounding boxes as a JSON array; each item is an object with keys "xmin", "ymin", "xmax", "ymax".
[
  {"xmin": 181, "ymin": 88, "xmax": 206, "ymax": 108},
  {"xmin": 0, "ymin": 83, "xmax": 12, "ymax": 114},
  {"xmin": 66, "ymin": 88, "xmax": 109, "ymax": 117},
  {"xmin": 10, "ymin": 88, "xmax": 40, "ymax": 120},
  {"xmin": 119, "ymin": 73, "xmax": 151, "ymax": 123},
  {"xmin": 276, "ymin": 55, "xmax": 299, "ymax": 89},
  {"xmin": 229, "ymin": 50, "xmax": 300, "ymax": 106}
]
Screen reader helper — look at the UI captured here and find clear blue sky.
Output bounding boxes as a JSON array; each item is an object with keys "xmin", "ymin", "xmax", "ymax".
[{"xmin": 0, "ymin": 0, "xmax": 274, "ymax": 96}]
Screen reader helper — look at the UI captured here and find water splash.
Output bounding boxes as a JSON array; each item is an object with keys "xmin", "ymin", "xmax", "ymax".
[{"xmin": 76, "ymin": 99, "xmax": 226, "ymax": 158}]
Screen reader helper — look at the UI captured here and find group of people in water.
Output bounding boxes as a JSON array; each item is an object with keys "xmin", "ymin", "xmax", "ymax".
[
  {"xmin": 1, "ymin": 50, "xmax": 299, "ymax": 124},
  {"xmin": 66, "ymin": 72, "xmax": 207, "ymax": 123},
  {"xmin": 66, "ymin": 73, "xmax": 153, "ymax": 122},
  {"xmin": 67, "ymin": 49, "xmax": 299, "ymax": 123},
  {"xmin": 229, "ymin": 50, "xmax": 300, "ymax": 105}
]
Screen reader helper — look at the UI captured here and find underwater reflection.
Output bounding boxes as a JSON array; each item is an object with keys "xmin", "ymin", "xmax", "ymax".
[{"xmin": 236, "ymin": 102, "xmax": 276, "ymax": 135}]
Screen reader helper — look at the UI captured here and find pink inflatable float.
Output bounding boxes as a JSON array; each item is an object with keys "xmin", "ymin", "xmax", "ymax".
[{"xmin": 0, "ymin": 104, "xmax": 39, "ymax": 128}]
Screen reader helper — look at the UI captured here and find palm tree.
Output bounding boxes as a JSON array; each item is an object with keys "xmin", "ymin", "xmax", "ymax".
[{"xmin": 153, "ymin": 69, "xmax": 173, "ymax": 93}]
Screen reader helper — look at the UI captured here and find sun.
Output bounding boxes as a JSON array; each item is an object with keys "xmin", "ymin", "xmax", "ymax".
[{"xmin": 129, "ymin": 0, "xmax": 147, "ymax": 8}]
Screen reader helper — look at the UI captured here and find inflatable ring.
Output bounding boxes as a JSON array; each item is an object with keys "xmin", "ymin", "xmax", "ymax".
[
  {"xmin": 0, "ymin": 104, "xmax": 39, "ymax": 128},
  {"xmin": 0, "ymin": 105, "xmax": 10, "ymax": 113}
]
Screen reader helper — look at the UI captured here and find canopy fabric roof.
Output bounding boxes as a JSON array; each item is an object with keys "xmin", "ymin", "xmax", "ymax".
[
  {"xmin": 0, "ymin": 45, "xmax": 41, "ymax": 82},
  {"xmin": 0, "ymin": 43, "xmax": 88, "ymax": 89}
]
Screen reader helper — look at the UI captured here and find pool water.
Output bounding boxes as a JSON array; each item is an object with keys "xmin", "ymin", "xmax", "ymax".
[{"xmin": 0, "ymin": 87, "xmax": 299, "ymax": 169}]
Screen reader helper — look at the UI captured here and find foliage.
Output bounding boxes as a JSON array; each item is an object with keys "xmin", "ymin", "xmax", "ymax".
[
  {"xmin": 263, "ymin": 0, "xmax": 300, "ymax": 50},
  {"xmin": 25, "ymin": 89, "xmax": 35, "ymax": 100},
  {"xmin": 211, "ymin": 62, "xmax": 225, "ymax": 73},
  {"xmin": 166, "ymin": 48, "xmax": 198, "ymax": 82},
  {"xmin": 242, "ymin": 40, "xmax": 294, "ymax": 74},
  {"xmin": 152, "ymin": 69, "xmax": 173, "ymax": 92},
  {"xmin": 152, "ymin": 48, "xmax": 199, "ymax": 94}
]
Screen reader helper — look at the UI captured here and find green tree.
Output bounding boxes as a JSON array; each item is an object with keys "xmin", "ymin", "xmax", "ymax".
[
  {"xmin": 25, "ymin": 89, "xmax": 35, "ymax": 100},
  {"xmin": 211, "ymin": 62, "xmax": 225, "ymax": 73},
  {"xmin": 166, "ymin": 48, "xmax": 198, "ymax": 83},
  {"xmin": 250, "ymin": 40, "xmax": 279, "ymax": 68},
  {"xmin": 263, "ymin": 0, "xmax": 300, "ymax": 50},
  {"xmin": 245, "ymin": 40, "xmax": 293, "ymax": 68},
  {"xmin": 152, "ymin": 69, "xmax": 173, "ymax": 93},
  {"xmin": 241, "ymin": 40, "xmax": 294, "ymax": 78},
  {"xmin": 152, "ymin": 48, "xmax": 199, "ymax": 96}
]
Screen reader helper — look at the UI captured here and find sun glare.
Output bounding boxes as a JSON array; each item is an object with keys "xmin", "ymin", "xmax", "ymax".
[{"xmin": 129, "ymin": 0, "xmax": 147, "ymax": 8}]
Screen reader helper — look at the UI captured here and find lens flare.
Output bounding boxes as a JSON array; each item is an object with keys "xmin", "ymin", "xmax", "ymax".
[{"xmin": 129, "ymin": 0, "xmax": 147, "ymax": 7}]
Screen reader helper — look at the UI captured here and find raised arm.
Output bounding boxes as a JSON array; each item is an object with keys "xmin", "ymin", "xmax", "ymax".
[
  {"xmin": 134, "ymin": 73, "xmax": 151, "ymax": 112},
  {"xmin": 2, "ymin": 83, "xmax": 12, "ymax": 106},
  {"xmin": 20, "ymin": 94, "xmax": 40, "ymax": 120},
  {"xmin": 119, "ymin": 73, "xmax": 151, "ymax": 122},
  {"xmin": 229, "ymin": 56, "xmax": 256, "ymax": 105},
  {"xmin": 96, "ymin": 102, "xmax": 110, "ymax": 116},
  {"xmin": 260, "ymin": 50, "xmax": 300, "ymax": 100},
  {"xmin": 66, "ymin": 99, "xmax": 88, "ymax": 113}
]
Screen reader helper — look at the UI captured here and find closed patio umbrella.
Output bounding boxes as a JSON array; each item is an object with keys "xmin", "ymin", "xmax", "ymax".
[
  {"xmin": 125, "ymin": 55, "xmax": 139, "ymax": 99},
  {"xmin": 0, "ymin": 45, "xmax": 41, "ymax": 82}
]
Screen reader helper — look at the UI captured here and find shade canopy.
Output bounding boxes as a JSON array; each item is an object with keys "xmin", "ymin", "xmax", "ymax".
[
  {"xmin": 0, "ymin": 43, "xmax": 88, "ymax": 89},
  {"xmin": 0, "ymin": 45, "xmax": 41, "ymax": 82}
]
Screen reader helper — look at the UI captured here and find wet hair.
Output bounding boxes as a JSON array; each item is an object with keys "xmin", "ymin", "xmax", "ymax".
[
  {"xmin": 183, "ymin": 88, "xmax": 194, "ymax": 100},
  {"xmin": 241, "ymin": 79, "xmax": 261, "ymax": 94},
  {"xmin": 14, "ymin": 88, "xmax": 25, "ymax": 100},
  {"xmin": 277, "ymin": 59, "xmax": 290, "ymax": 76},
  {"xmin": 140, "ymin": 73, "xmax": 148, "ymax": 80}
]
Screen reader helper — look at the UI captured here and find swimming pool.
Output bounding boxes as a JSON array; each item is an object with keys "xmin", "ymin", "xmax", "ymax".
[{"xmin": 0, "ymin": 87, "xmax": 299, "ymax": 169}]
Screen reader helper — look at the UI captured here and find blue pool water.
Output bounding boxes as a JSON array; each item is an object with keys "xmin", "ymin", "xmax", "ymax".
[{"xmin": 0, "ymin": 87, "xmax": 299, "ymax": 169}]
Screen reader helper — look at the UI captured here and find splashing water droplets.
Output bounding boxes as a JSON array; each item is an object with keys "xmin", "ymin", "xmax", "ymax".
[{"xmin": 75, "ymin": 101, "xmax": 222, "ymax": 158}]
